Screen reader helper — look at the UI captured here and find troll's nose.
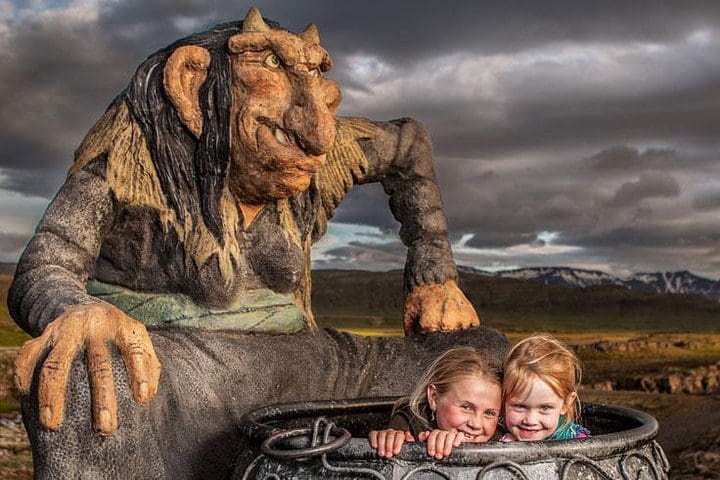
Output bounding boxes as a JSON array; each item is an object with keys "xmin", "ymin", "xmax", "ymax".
[{"xmin": 285, "ymin": 78, "xmax": 341, "ymax": 155}]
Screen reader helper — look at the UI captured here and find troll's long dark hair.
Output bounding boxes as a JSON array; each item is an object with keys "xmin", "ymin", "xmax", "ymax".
[{"xmin": 124, "ymin": 19, "xmax": 281, "ymax": 243}]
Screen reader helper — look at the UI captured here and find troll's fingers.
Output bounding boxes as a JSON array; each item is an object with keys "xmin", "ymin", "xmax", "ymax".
[
  {"xmin": 116, "ymin": 317, "xmax": 161, "ymax": 404},
  {"xmin": 37, "ymin": 336, "xmax": 82, "ymax": 430},
  {"xmin": 14, "ymin": 336, "xmax": 51, "ymax": 394},
  {"xmin": 87, "ymin": 336, "xmax": 118, "ymax": 435}
]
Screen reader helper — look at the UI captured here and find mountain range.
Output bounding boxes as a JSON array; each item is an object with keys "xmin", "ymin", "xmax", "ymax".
[
  {"xmin": 2, "ymin": 261, "xmax": 719, "ymax": 302},
  {"xmin": 459, "ymin": 266, "xmax": 720, "ymax": 302}
]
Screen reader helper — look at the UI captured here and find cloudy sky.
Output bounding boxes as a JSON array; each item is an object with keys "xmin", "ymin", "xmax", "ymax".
[{"xmin": 2, "ymin": 1, "xmax": 720, "ymax": 278}]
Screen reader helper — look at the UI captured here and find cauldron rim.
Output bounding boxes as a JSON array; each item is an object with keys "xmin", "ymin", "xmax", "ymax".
[{"xmin": 239, "ymin": 396, "xmax": 660, "ymax": 465}]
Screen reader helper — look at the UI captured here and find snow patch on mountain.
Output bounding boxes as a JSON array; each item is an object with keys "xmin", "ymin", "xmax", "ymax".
[{"xmin": 458, "ymin": 266, "xmax": 720, "ymax": 301}]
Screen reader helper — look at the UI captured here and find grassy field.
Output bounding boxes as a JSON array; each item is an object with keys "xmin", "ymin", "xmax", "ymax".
[
  {"xmin": 317, "ymin": 309, "xmax": 720, "ymax": 336},
  {"xmin": 0, "ymin": 276, "xmax": 30, "ymax": 348}
]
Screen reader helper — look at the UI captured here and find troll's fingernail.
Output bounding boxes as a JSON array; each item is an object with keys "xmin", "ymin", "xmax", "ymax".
[
  {"xmin": 99, "ymin": 409, "xmax": 112, "ymax": 430},
  {"xmin": 41, "ymin": 407, "xmax": 53, "ymax": 426},
  {"xmin": 139, "ymin": 381, "xmax": 149, "ymax": 400}
]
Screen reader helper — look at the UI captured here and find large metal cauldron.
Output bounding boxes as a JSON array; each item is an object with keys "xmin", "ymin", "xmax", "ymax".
[{"xmin": 235, "ymin": 397, "xmax": 669, "ymax": 479}]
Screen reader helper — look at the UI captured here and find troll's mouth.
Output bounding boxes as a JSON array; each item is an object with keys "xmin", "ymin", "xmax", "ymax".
[
  {"xmin": 258, "ymin": 120, "xmax": 311, "ymax": 153},
  {"xmin": 272, "ymin": 126, "xmax": 294, "ymax": 147},
  {"xmin": 254, "ymin": 122, "xmax": 325, "ymax": 175}
]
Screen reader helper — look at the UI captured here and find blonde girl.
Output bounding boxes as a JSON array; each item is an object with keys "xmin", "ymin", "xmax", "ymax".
[
  {"xmin": 501, "ymin": 334, "xmax": 590, "ymax": 442},
  {"xmin": 369, "ymin": 346, "xmax": 502, "ymax": 460}
]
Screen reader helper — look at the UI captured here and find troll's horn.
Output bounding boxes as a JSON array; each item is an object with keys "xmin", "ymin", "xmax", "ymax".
[
  {"xmin": 242, "ymin": 7, "xmax": 270, "ymax": 33},
  {"xmin": 298, "ymin": 23, "xmax": 320, "ymax": 45}
]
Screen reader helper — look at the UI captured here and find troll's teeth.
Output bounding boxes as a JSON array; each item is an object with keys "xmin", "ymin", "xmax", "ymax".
[{"xmin": 274, "ymin": 128, "xmax": 289, "ymax": 146}]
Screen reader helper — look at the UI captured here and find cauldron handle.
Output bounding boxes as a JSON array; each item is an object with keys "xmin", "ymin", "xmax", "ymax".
[{"xmin": 261, "ymin": 417, "xmax": 351, "ymax": 460}]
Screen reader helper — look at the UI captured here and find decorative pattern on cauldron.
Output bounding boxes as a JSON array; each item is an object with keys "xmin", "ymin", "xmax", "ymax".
[{"xmin": 235, "ymin": 397, "xmax": 669, "ymax": 480}]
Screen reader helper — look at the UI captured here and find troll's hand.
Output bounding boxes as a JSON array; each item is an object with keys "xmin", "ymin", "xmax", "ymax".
[
  {"xmin": 14, "ymin": 303, "xmax": 161, "ymax": 435},
  {"xmin": 402, "ymin": 279, "xmax": 480, "ymax": 335}
]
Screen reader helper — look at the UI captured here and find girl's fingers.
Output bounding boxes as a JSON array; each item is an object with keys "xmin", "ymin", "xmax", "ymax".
[
  {"xmin": 369, "ymin": 429, "xmax": 407, "ymax": 458},
  {"xmin": 392, "ymin": 431, "xmax": 405, "ymax": 455},
  {"xmin": 384, "ymin": 431, "xmax": 396, "ymax": 457},
  {"xmin": 442, "ymin": 432, "xmax": 456, "ymax": 458},
  {"xmin": 426, "ymin": 430, "xmax": 439, "ymax": 457},
  {"xmin": 376, "ymin": 431, "xmax": 386, "ymax": 456},
  {"xmin": 369, "ymin": 430, "xmax": 378, "ymax": 449}
]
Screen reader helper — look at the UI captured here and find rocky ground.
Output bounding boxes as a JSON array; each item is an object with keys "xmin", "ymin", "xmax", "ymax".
[
  {"xmin": 577, "ymin": 336, "xmax": 718, "ymax": 354},
  {"xmin": 660, "ymin": 396, "xmax": 720, "ymax": 479},
  {"xmin": 593, "ymin": 360, "xmax": 720, "ymax": 395},
  {"xmin": 0, "ymin": 413, "xmax": 31, "ymax": 480},
  {"xmin": 0, "ymin": 348, "xmax": 29, "ymax": 479}
]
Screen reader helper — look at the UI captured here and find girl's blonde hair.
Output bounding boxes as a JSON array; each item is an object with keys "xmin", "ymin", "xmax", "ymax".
[
  {"xmin": 405, "ymin": 346, "xmax": 502, "ymax": 428},
  {"xmin": 503, "ymin": 334, "xmax": 582, "ymax": 425}
]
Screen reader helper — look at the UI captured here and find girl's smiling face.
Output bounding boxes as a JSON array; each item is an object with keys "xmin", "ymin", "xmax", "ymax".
[
  {"xmin": 504, "ymin": 376, "xmax": 576, "ymax": 441},
  {"xmin": 428, "ymin": 375, "xmax": 502, "ymax": 443}
]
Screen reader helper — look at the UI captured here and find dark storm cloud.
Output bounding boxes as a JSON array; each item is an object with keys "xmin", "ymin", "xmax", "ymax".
[
  {"xmin": 330, "ymin": 184, "xmax": 399, "ymax": 232},
  {"xmin": 262, "ymin": 1, "xmax": 720, "ymax": 63},
  {"xmin": 0, "ymin": 231, "xmax": 29, "ymax": 259},
  {"xmin": 0, "ymin": 166, "xmax": 67, "ymax": 198},
  {"xmin": 3, "ymin": 0, "xmax": 720, "ymax": 275},
  {"xmin": 0, "ymin": 7, "xmax": 138, "ymax": 197},
  {"xmin": 568, "ymin": 222, "xmax": 720, "ymax": 249},
  {"xmin": 610, "ymin": 173, "xmax": 680, "ymax": 207},
  {"xmin": 3, "ymin": 0, "xmax": 720, "ymax": 197},
  {"xmin": 100, "ymin": 1, "xmax": 720, "ymax": 61},
  {"xmin": 418, "ymin": 80, "xmax": 720, "ymax": 161},
  {"xmin": 586, "ymin": 146, "xmax": 678, "ymax": 173},
  {"xmin": 692, "ymin": 192, "xmax": 720, "ymax": 211},
  {"xmin": 314, "ymin": 240, "xmax": 406, "ymax": 270},
  {"xmin": 464, "ymin": 231, "xmax": 537, "ymax": 249}
]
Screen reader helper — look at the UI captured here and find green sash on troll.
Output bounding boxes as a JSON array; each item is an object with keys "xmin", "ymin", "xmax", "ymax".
[{"xmin": 86, "ymin": 280, "xmax": 307, "ymax": 333}]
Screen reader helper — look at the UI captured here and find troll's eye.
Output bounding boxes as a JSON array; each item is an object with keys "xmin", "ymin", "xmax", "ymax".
[
  {"xmin": 264, "ymin": 53, "xmax": 281, "ymax": 68},
  {"xmin": 307, "ymin": 68, "xmax": 321, "ymax": 78}
]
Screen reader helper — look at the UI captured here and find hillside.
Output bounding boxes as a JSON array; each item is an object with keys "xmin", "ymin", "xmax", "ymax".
[
  {"xmin": 0, "ymin": 264, "xmax": 15, "ymax": 276},
  {"xmin": 0, "ymin": 275, "xmax": 29, "ymax": 346},
  {"xmin": 311, "ymin": 269, "xmax": 720, "ymax": 333},
  {"xmin": 1, "ymin": 267, "xmax": 719, "ymax": 346}
]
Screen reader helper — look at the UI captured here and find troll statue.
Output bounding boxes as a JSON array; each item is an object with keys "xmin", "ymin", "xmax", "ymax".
[{"xmin": 7, "ymin": 8, "xmax": 495, "ymax": 478}]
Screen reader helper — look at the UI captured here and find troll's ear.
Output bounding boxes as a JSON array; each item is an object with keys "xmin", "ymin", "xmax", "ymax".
[{"xmin": 163, "ymin": 45, "xmax": 211, "ymax": 138}]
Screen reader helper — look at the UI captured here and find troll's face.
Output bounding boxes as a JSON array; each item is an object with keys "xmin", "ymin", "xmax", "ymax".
[
  {"xmin": 162, "ymin": 8, "xmax": 341, "ymax": 206},
  {"xmin": 226, "ymin": 25, "xmax": 341, "ymax": 204}
]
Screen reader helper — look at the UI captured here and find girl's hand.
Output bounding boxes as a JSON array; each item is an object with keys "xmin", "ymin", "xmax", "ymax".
[
  {"xmin": 418, "ymin": 429, "xmax": 464, "ymax": 460},
  {"xmin": 369, "ymin": 429, "xmax": 415, "ymax": 459}
]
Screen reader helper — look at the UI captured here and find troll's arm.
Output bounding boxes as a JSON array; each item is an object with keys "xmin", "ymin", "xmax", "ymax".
[
  {"xmin": 9, "ymin": 158, "xmax": 160, "ymax": 435},
  {"xmin": 9, "ymin": 160, "xmax": 115, "ymax": 334},
  {"xmin": 315, "ymin": 117, "xmax": 479, "ymax": 334}
]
